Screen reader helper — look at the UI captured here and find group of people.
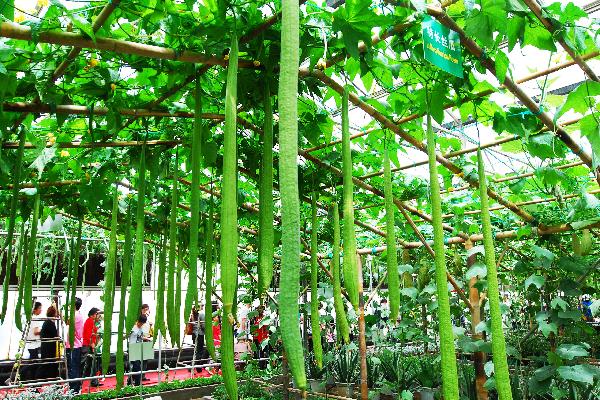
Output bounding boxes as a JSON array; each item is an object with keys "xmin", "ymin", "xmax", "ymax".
[
  {"xmin": 15, "ymin": 299, "xmax": 102, "ymax": 390},
  {"xmin": 15, "ymin": 296, "xmax": 272, "ymax": 391}
]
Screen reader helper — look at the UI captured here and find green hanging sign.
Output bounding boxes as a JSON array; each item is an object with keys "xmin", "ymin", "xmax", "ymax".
[{"xmin": 422, "ymin": 16, "xmax": 463, "ymax": 78}]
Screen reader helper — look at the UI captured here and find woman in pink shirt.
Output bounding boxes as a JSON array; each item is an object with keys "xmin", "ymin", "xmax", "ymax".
[{"xmin": 64, "ymin": 297, "xmax": 84, "ymax": 393}]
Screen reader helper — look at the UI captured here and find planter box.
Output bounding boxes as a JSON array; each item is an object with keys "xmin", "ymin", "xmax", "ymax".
[
  {"xmin": 330, "ymin": 383, "xmax": 355, "ymax": 398},
  {"xmin": 116, "ymin": 383, "xmax": 221, "ymax": 400}
]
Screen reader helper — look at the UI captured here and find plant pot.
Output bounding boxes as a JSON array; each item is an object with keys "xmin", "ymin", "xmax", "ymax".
[
  {"xmin": 414, "ymin": 388, "xmax": 435, "ymax": 400},
  {"xmin": 331, "ymin": 382, "xmax": 355, "ymax": 398},
  {"xmin": 308, "ymin": 379, "xmax": 325, "ymax": 393}
]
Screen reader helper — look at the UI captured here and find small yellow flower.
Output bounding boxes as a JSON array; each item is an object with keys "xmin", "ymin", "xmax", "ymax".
[
  {"xmin": 48, "ymin": 137, "xmax": 56, "ymax": 145},
  {"xmin": 224, "ymin": 54, "xmax": 229, "ymax": 61},
  {"xmin": 60, "ymin": 150, "xmax": 69, "ymax": 157},
  {"xmin": 14, "ymin": 13, "xmax": 25, "ymax": 23},
  {"xmin": 110, "ymin": 83, "xmax": 116, "ymax": 91},
  {"xmin": 89, "ymin": 58, "xmax": 99, "ymax": 68},
  {"xmin": 37, "ymin": 0, "xmax": 49, "ymax": 8},
  {"xmin": 253, "ymin": 60, "xmax": 260, "ymax": 67},
  {"xmin": 447, "ymin": 187, "xmax": 454, "ymax": 192},
  {"xmin": 47, "ymin": 132, "xmax": 54, "ymax": 138}
]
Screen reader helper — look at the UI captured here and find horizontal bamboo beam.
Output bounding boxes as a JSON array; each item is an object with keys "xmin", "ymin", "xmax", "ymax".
[
  {"xmin": 0, "ymin": 22, "xmax": 259, "ymax": 69},
  {"xmin": 3, "ymin": 102, "xmax": 225, "ymax": 120},
  {"xmin": 10, "ymin": 0, "xmax": 123, "ymax": 132},
  {"xmin": 2, "ymin": 139, "xmax": 181, "ymax": 149},
  {"xmin": 359, "ymin": 220, "xmax": 600, "ymax": 253}
]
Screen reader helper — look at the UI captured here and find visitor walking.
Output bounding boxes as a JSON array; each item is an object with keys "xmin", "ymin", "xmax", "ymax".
[
  {"xmin": 140, "ymin": 304, "xmax": 152, "ymax": 381},
  {"xmin": 37, "ymin": 305, "xmax": 60, "ymax": 380},
  {"xmin": 21, "ymin": 301, "xmax": 43, "ymax": 381},
  {"xmin": 82, "ymin": 307, "xmax": 102, "ymax": 387},
  {"xmin": 65, "ymin": 297, "xmax": 84, "ymax": 393},
  {"xmin": 128, "ymin": 315, "xmax": 149, "ymax": 386}
]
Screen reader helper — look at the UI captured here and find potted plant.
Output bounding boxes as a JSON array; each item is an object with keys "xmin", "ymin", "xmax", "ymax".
[
  {"xmin": 378, "ymin": 350, "xmax": 419, "ymax": 399},
  {"xmin": 331, "ymin": 346, "xmax": 360, "ymax": 398},
  {"xmin": 367, "ymin": 354, "xmax": 382, "ymax": 400},
  {"xmin": 414, "ymin": 355, "xmax": 442, "ymax": 400},
  {"xmin": 306, "ymin": 352, "xmax": 327, "ymax": 393}
]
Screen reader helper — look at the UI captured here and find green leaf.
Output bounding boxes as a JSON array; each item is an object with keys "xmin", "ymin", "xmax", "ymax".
[
  {"xmin": 401, "ymin": 287, "xmax": 418, "ymax": 300},
  {"xmin": 579, "ymin": 114, "xmax": 600, "ymax": 168},
  {"xmin": 531, "ymin": 245, "xmax": 555, "ymax": 262},
  {"xmin": 557, "ymin": 365, "xmax": 599, "ymax": 385},
  {"xmin": 494, "ymin": 50, "xmax": 510, "ymax": 83},
  {"xmin": 465, "ymin": 0, "xmax": 507, "ymax": 47},
  {"xmin": 555, "ymin": 81, "xmax": 600, "ymax": 120},
  {"xmin": 550, "ymin": 297, "xmax": 567, "ymax": 311},
  {"xmin": 525, "ymin": 274, "xmax": 545, "ymax": 290},
  {"xmin": 68, "ymin": 12, "xmax": 96, "ymax": 42},
  {"xmin": 1, "ymin": 0, "xmax": 13, "ymax": 21},
  {"xmin": 523, "ymin": 22, "xmax": 556, "ymax": 51},
  {"xmin": 555, "ymin": 344, "xmax": 589, "ymax": 360},
  {"xmin": 465, "ymin": 260, "xmax": 487, "ymax": 279}
]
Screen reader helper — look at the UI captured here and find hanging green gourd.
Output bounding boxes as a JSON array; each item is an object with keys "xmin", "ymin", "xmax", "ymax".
[
  {"xmin": 185, "ymin": 76, "xmax": 203, "ymax": 322},
  {"xmin": 167, "ymin": 154, "xmax": 179, "ymax": 346},
  {"xmin": 477, "ymin": 148, "xmax": 513, "ymax": 400},
  {"xmin": 219, "ymin": 33, "xmax": 239, "ymax": 400},
  {"xmin": 127, "ymin": 144, "xmax": 147, "ymax": 332},
  {"xmin": 204, "ymin": 191, "xmax": 217, "ymax": 361},
  {"xmin": 14, "ymin": 223, "xmax": 27, "ymax": 331},
  {"xmin": 341, "ymin": 87, "xmax": 359, "ymax": 311},
  {"xmin": 278, "ymin": 0, "xmax": 306, "ymax": 389},
  {"xmin": 23, "ymin": 191, "xmax": 40, "ymax": 321},
  {"xmin": 425, "ymin": 108, "xmax": 459, "ymax": 399},
  {"xmin": 383, "ymin": 142, "xmax": 400, "ymax": 322},
  {"xmin": 2, "ymin": 127, "xmax": 26, "ymax": 322},
  {"xmin": 310, "ymin": 192, "xmax": 323, "ymax": 369},
  {"xmin": 401, "ymin": 249, "xmax": 413, "ymax": 288},
  {"xmin": 155, "ymin": 232, "xmax": 167, "ymax": 341},
  {"xmin": 174, "ymin": 252, "xmax": 183, "ymax": 348},
  {"xmin": 116, "ymin": 201, "xmax": 133, "ymax": 389},
  {"xmin": 332, "ymin": 203, "xmax": 350, "ymax": 344},
  {"xmin": 258, "ymin": 81, "xmax": 274, "ymax": 299},
  {"xmin": 102, "ymin": 187, "xmax": 119, "ymax": 373},
  {"xmin": 69, "ymin": 219, "xmax": 83, "ymax": 348}
]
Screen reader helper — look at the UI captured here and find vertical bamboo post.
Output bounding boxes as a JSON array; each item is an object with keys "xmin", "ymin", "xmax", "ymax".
[
  {"xmin": 282, "ymin": 352, "xmax": 290, "ymax": 400},
  {"xmin": 357, "ymin": 255, "xmax": 368, "ymax": 400},
  {"xmin": 465, "ymin": 240, "xmax": 488, "ymax": 400}
]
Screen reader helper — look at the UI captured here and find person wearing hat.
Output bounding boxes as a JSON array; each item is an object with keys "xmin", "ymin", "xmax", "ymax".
[{"xmin": 82, "ymin": 307, "xmax": 102, "ymax": 387}]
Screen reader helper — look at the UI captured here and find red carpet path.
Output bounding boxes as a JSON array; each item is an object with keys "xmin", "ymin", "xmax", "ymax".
[{"xmin": 0, "ymin": 368, "xmax": 221, "ymax": 397}]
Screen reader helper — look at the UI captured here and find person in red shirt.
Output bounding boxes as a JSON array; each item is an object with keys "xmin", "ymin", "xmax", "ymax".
[
  {"xmin": 251, "ymin": 306, "xmax": 269, "ymax": 369},
  {"xmin": 81, "ymin": 308, "xmax": 101, "ymax": 387}
]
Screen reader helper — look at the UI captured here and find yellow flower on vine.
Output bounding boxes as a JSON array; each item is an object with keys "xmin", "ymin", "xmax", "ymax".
[
  {"xmin": 60, "ymin": 150, "xmax": 70, "ymax": 158},
  {"xmin": 14, "ymin": 13, "xmax": 26, "ymax": 23},
  {"xmin": 37, "ymin": 0, "xmax": 49, "ymax": 8}
]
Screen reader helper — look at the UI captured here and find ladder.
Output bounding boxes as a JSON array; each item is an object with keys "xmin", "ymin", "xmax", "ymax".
[{"xmin": 8, "ymin": 294, "xmax": 69, "ymax": 385}]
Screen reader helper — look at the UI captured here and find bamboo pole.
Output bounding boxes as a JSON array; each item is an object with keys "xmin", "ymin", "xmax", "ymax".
[
  {"xmin": 522, "ymin": 0, "xmax": 599, "ymax": 82},
  {"xmin": 465, "ymin": 240, "xmax": 488, "ymax": 400},
  {"xmin": 357, "ymin": 255, "xmax": 369, "ymax": 400},
  {"xmin": 300, "ymin": 69, "xmax": 535, "ymax": 223},
  {"xmin": 0, "ymin": 22, "xmax": 258, "ymax": 69},
  {"xmin": 427, "ymin": 7, "xmax": 599, "ymax": 186}
]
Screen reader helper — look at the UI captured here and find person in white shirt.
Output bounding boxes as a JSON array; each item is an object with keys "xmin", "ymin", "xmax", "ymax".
[
  {"xmin": 20, "ymin": 302, "xmax": 43, "ymax": 381},
  {"xmin": 128, "ymin": 315, "xmax": 149, "ymax": 386}
]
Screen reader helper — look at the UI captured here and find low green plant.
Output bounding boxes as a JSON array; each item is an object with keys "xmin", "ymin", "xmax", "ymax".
[
  {"xmin": 378, "ymin": 350, "xmax": 419, "ymax": 393},
  {"xmin": 331, "ymin": 346, "xmax": 360, "ymax": 384}
]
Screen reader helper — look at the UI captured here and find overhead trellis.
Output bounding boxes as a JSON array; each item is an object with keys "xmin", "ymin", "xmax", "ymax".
[{"xmin": 0, "ymin": 0, "xmax": 599, "ymax": 398}]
